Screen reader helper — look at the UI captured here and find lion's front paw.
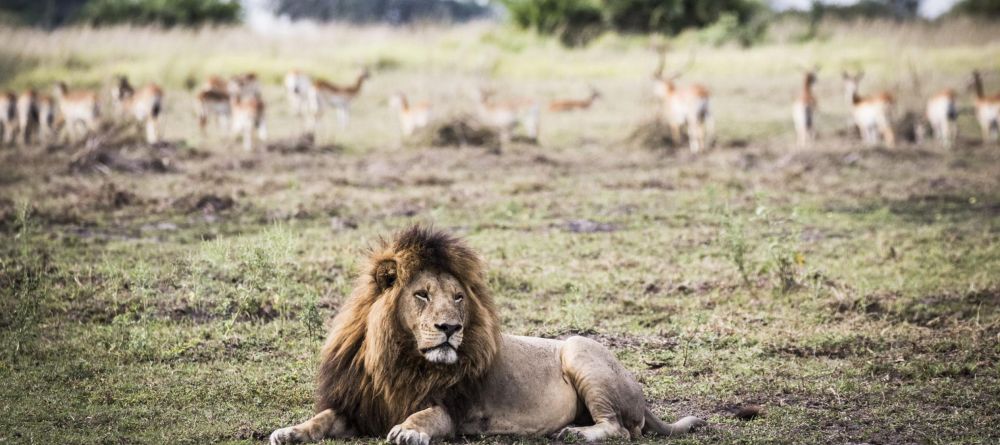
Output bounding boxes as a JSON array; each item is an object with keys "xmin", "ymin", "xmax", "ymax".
[
  {"xmin": 269, "ymin": 426, "xmax": 303, "ymax": 445},
  {"xmin": 387, "ymin": 424, "xmax": 431, "ymax": 445}
]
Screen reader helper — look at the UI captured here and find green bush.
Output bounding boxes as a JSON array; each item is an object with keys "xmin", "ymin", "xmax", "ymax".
[
  {"xmin": 500, "ymin": 0, "xmax": 604, "ymax": 47},
  {"xmin": 501, "ymin": 0, "xmax": 767, "ymax": 46},
  {"xmin": 949, "ymin": 0, "xmax": 1000, "ymax": 18},
  {"xmin": 79, "ymin": 0, "xmax": 241, "ymax": 27}
]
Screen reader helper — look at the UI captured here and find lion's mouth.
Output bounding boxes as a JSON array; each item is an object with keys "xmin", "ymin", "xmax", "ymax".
[
  {"xmin": 419, "ymin": 343, "xmax": 455, "ymax": 354},
  {"xmin": 420, "ymin": 342, "xmax": 459, "ymax": 364}
]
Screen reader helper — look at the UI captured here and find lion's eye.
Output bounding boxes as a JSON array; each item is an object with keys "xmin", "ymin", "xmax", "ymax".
[
  {"xmin": 414, "ymin": 291, "xmax": 429, "ymax": 301},
  {"xmin": 454, "ymin": 293, "xmax": 464, "ymax": 302}
]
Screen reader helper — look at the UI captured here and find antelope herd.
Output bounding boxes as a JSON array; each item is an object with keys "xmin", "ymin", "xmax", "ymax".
[{"xmin": 1, "ymin": 50, "xmax": 998, "ymax": 152}]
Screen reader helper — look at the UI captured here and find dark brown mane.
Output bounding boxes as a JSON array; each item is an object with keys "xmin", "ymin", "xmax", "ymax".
[{"xmin": 315, "ymin": 225, "xmax": 501, "ymax": 435}]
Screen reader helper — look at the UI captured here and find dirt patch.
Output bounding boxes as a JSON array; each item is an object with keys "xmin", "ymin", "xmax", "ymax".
[
  {"xmin": 172, "ymin": 193, "xmax": 236, "ymax": 214},
  {"xmin": 562, "ymin": 219, "xmax": 618, "ymax": 233},
  {"xmin": 96, "ymin": 182, "xmax": 141, "ymax": 210}
]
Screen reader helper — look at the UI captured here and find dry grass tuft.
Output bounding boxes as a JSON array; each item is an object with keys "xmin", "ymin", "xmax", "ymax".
[
  {"xmin": 624, "ymin": 117, "xmax": 682, "ymax": 153},
  {"xmin": 407, "ymin": 113, "xmax": 502, "ymax": 151}
]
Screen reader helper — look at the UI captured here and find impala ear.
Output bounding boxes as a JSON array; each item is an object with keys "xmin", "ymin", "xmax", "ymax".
[{"xmin": 374, "ymin": 259, "xmax": 398, "ymax": 292}]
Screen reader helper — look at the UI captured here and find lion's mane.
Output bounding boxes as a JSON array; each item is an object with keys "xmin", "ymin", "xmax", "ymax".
[{"xmin": 315, "ymin": 226, "xmax": 501, "ymax": 435}]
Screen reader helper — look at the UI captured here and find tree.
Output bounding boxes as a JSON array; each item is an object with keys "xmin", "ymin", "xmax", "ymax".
[
  {"xmin": 950, "ymin": 0, "xmax": 1000, "ymax": 18},
  {"xmin": 269, "ymin": 0, "xmax": 495, "ymax": 24},
  {"xmin": 500, "ymin": 0, "xmax": 766, "ymax": 46}
]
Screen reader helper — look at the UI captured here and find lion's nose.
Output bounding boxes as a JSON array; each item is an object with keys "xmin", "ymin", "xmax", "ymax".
[{"xmin": 434, "ymin": 323, "xmax": 463, "ymax": 337}]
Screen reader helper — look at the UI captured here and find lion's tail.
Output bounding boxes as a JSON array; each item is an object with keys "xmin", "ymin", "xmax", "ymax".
[{"xmin": 642, "ymin": 408, "xmax": 706, "ymax": 436}]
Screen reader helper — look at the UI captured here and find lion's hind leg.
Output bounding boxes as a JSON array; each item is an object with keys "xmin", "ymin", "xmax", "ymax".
[
  {"xmin": 270, "ymin": 409, "xmax": 355, "ymax": 445},
  {"xmin": 558, "ymin": 336, "xmax": 646, "ymax": 442}
]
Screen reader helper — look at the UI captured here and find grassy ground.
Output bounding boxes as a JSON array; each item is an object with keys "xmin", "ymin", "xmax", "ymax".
[{"xmin": 2, "ymin": 21, "xmax": 1000, "ymax": 445}]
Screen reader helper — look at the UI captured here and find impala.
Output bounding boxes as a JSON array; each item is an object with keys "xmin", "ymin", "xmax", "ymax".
[
  {"xmin": 476, "ymin": 87, "xmax": 540, "ymax": 143},
  {"xmin": 0, "ymin": 91, "xmax": 15, "ymax": 145},
  {"xmin": 970, "ymin": 70, "xmax": 1000, "ymax": 145},
  {"xmin": 841, "ymin": 71, "xmax": 895, "ymax": 148},
  {"xmin": 53, "ymin": 82, "xmax": 100, "ymax": 142},
  {"xmin": 389, "ymin": 92, "xmax": 431, "ymax": 137},
  {"xmin": 924, "ymin": 89, "xmax": 957, "ymax": 148},
  {"xmin": 196, "ymin": 75, "xmax": 232, "ymax": 134},
  {"xmin": 792, "ymin": 67, "xmax": 819, "ymax": 148},
  {"xmin": 110, "ymin": 75, "xmax": 164, "ymax": 144},
  {"xmin": 14, "ymin": 89, "xmax": 54, "ymax": 145},
  {"xmin": 284, "ymin": 70, "xmax": 315, "ymax": 122},
  {"xmin": 228, "ymin": 72, "xmax": 260, "ymax": 99},
  {"xmin": 548, "ymin": 86, "xmax": 600, "ymax": 112},
  {"xmin": 652, "ymin": 51, "xmax": 713, "ymax": 153},
  {"xmin": 311, "ymin": 68, "xmax": 370, "ymax": 128},
  {"xmin": 231, "ymin": 92, "xmax": 267, "ymax": 152}
]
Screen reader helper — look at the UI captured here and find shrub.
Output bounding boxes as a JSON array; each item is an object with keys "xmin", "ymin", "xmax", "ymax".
[
  {"xmin": 78, "ymin": 0, "xmax": 241, "ymax": 27},
  {"xmin": 500, "ymin": 0, "xmax": 604, "ymax": 46},
  {"xmin": 949, "ymin": 0, "xmax": 1000, "ymax": 18},
  {"xmin": 501, "ymin": 0, "xmax": 767, "ymax": 46}
]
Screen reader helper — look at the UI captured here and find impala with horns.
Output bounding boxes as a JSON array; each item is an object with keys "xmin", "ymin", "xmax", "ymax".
[
  {"xmin": 652, "ymin": 50, "xmax": 713, "ymax": 153},
  {"xmin": 969, "ymin": 70, "xmax": 1000, "ymax": 145},
  {"xmin": 110, "ymin": 75, "xmax": 164, "ymax": 144},
  {"xmin": 841, "ymin": 71, "xmax": 895, "ymax": 148},
  {"xmin": 309, "ymin": 68, "xmax": 371, "ymax": 129},
  {"xmin": 792, "ymin": 65, "xmax": 819, "ymax": 148}
]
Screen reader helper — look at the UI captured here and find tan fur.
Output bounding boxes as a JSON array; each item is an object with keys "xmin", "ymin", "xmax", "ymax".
[
  {"xmin": 270, "ymin": 226, "xmax": 704, "ymax": 445},
  {"xmin": 16, "ymin": 92, "xmax": 56, "ymax": 145},
  {"xmin": 842, "ymin": 71, "xmax": 895, "ymax": 148},
  {"xmin": 230, "ymin": 93, "xmax": 266, "ymax": 151},
  {"xmin": 476, "ymin": 88, "xmax": 540, "ymax": 143},
  {"xmin": 111, "ymin": 76, "xmax": 164, "ymax": 144},
  {"xmin": 548, "ymin": 87, "xmax": 600, "ymax": 112},
  {"xmin": 793, "ymin": 68, "xmax": 818, "ymax": 148},
  {"xmin": 195, "ymin": 75, "xmax": 231, "ymax": 134},
  {"xmin": 0, "ymin": 91, "xmax": 16, "ymax": 145},
  {"xmin": 52, "ymin": 82, "xmax": 100, "ymax": 142},
  {"xmin": 13, "ymin": 90, "xmax": 36, "ymax": 145},
  {"xmin": 389, "ymin": 93, "xmax": 432, "ymax": 137},
  {"xmin": 925, "ymin": 89, "xmax": 957, "ymax": 148},
  {"xmin": 310, "ymin": 68, "xmax": 371, "ymax": 128},
  {"xmin": 652, "ymin": 51, "xmax": 713, "ymax": 153},
  {"xmin": 970, "ymin": 70, "xmax": 1000, "ymax": 145}
]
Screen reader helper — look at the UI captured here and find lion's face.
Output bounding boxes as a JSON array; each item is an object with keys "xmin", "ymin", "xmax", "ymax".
[{"xmin": 396, "ymin": 270, "xmax": 469, "ymax": 365}]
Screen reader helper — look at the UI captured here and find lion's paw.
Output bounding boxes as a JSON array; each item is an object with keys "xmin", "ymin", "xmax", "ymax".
[
  {"xmin": 557, "ymin": 426, "xmax": 599, "ymax": 443},
  {"xmin": 269, "ymin": 426, "xmax": 303, "ymax": 445},
  {"xmin": 675, "ymin": 416, "xmax": 707, "ymax": 433},
  {"xmin": 387, "ymin": 424, "xmax": 431, "ymax": 445}
]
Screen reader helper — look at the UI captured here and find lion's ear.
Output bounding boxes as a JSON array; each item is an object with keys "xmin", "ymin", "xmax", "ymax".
[{"xmin": 374, "ymin": 259, "xmax": 397, "ymax": 292}]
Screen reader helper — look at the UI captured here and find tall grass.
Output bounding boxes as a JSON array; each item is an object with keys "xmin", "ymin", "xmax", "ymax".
[{"xmin": 1, "ymin": 18, "xmax": 997, "ymax": 90}]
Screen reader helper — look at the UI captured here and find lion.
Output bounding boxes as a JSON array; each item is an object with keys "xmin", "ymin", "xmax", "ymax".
[{"xmin": 269, "ymin": 226, "xmax": 705, "ymax": 445}]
